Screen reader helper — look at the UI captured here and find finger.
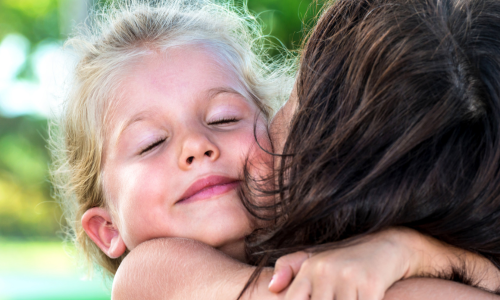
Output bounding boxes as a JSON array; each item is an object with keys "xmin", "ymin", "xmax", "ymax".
[
  {"xmin": 309, "ymin": 278, "xmax": 335, "ymax": 300},
  {"xmin": 357, "ymin": 284, "xmax": 385, "ymax": 300},
  {"xmin": 332, "ymin": 283, "xmax": 358, "ymax": 300},
  {"xmin": 285, "ymin": 277, "xmax": 312, "ymax": 300},
  {"xmin": 269, "ymin": 251, "xmax": 310, "ymax": 293}
]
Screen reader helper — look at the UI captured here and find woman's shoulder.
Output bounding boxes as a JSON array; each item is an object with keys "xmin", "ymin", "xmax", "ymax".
[{"xmin": 385, "ymin": 278, "xmax": 500, "ymax": 300}]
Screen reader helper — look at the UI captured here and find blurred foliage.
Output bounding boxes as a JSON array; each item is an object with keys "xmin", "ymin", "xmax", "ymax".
[
  {"xmin": 0, "ymin": 241, "xmax": 112, "ymax": 299},
  {"xmin": 0, "ymin": 0, "xmax": 60, "ymax": 42},
  {"xmin": 0, "ymin": 115, "xmax": 62, "ymax": 238},
  {"xmin": 0, "ymin": 0, "xmax": 61, "ymax": 80},
  {"xmin": 0, "ymin": 0, "xmax": 324, "ymax": 240},
  {"xmin": 246, "ymin": 0, "xmax": 324, "ymax": 55}
]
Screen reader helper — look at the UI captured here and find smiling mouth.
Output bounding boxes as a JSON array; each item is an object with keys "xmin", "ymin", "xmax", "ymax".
[{"xmin": 177, "ymin": 176, "xmax": 241, "ymax": 204}]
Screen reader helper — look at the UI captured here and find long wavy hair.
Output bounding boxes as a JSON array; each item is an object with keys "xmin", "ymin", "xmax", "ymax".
[{"xmin": 243, "ymin": 0, "xmax": 500, "ymax": 283}]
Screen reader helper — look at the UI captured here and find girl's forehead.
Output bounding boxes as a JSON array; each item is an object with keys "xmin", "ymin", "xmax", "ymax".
[
  {"xmin": 101, "ymin": 46, "xmax": 259, "ymax": 149},
  {"xmin": 124, "ymin": 46, "xmax": 248, "ymax": 98}
]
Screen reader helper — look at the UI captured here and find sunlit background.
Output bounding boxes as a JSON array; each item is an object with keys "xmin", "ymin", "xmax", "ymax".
[{"xmin": 0, "ymin": 0, "xmax": 320, "ymax": 299}]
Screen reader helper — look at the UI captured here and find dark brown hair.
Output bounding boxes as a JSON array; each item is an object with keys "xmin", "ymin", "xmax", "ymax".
[{"xmin": 243, "ymin": 0, "xmax": 500, "ymax": 284}]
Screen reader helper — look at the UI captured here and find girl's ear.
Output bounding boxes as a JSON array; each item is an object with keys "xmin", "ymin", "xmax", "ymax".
[{"xmin": 81, "ymin": 207, "xmax": 127, "ymax": 259}]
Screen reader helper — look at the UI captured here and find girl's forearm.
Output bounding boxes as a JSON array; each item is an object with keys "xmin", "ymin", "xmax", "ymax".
[
  {"xmin": 111, "ymin": 235, "xmax": 500, "ymax": 300},
  {"xmin": 401, "ymin": 228, "xmax": 500, "ymax": 291},
  {"xmin": 111, "ymin": 238, "xmax": 283, "ymax": 300}
]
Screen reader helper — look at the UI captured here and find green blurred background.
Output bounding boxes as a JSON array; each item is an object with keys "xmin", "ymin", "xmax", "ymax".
[{"xmin": 0, "ymin": 0, "xmax": 322, "ymax": 299}]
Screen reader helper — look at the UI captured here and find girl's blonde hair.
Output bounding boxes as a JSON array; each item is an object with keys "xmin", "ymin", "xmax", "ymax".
[{"xmin": 50, "ymin": 0, "xmax": 294, "ymax": 276}]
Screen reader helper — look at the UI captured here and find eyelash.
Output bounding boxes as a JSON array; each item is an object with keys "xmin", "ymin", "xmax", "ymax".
[
  {"xmin": 139, "ymin": 117, "xmax": 237, "ymax": 155},
  {"xmin": 208, "ymin": 117, "xmax": 238, "ymax": 125},
  {"xmin": 140, "ymin": 138, "xmax": 166, "ymax": 155}
]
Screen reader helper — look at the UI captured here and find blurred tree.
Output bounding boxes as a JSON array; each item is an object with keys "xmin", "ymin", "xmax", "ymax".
[
  {"xmin": 0, "ymin": 0, "xmax": 60, "ymax": 42},
  {"xmin": 0, "ymin": 115, "xmax": 61, "ymax": 238},
  {"xmin": 0, "ymin": 0, "xmax": 61, "ymax": 80},
  {"xmin": 247, "ymin": 0, "xmax": 324, "ymax": 55}
]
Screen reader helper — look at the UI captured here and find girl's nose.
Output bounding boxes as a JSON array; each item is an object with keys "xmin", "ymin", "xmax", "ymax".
[{"xmin": 178, "ymin": 133, "xmax": 220, "ymax": 170}]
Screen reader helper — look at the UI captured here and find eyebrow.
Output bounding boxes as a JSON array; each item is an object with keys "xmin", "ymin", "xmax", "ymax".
[
  {"xmin": 113, "ymin": 111, "xmax": 156, "ymax": 147},
  {"xmin": 122, "ymin": 112, "xmax": 150, "ymax": 131},
  {"xmin": 206, "ymin": 87, "xmax": 246, "ymax": 100}
]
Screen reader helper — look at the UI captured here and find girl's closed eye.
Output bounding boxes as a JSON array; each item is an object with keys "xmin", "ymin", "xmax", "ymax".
[
  {"xmin": 140, "ymin": 137, "xmax": 166, "ymax": 155},
  {"xmin": 208, "ymin": 117, "xmax": 239, "ymax": 126}
]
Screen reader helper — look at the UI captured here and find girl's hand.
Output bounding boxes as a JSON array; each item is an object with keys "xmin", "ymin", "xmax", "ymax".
[{"xmin": 267, "ymin": 228, "xmax": 447, "ymax": 300}]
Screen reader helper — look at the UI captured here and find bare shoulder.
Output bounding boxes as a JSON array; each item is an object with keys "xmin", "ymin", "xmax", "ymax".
[
  {"xmin": 385, "ymin": 278, "xmax": 500, "ymax": 300},
  {"xmin": 112, "ymin": 238, "xmax": 249, "ymax": 300},
  {"xmin": 111, "ymin": 238, "xmax": 286, "ymax": 300}
]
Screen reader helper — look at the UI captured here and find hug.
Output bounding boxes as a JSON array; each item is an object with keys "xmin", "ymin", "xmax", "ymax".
[{"xmin": 50, "ymin": 0, "xmax": 500, "ymax": 299}]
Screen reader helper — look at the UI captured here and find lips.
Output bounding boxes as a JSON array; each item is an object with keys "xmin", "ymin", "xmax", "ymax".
[{"xmin": 177, "ymin": 175, "xmax": 240, "ymax": 204}]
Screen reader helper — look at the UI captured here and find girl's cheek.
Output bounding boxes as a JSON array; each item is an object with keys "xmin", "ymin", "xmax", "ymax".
[{"xmin": 246, "ymin": 135, "xmax": 273, "ymax": 180}]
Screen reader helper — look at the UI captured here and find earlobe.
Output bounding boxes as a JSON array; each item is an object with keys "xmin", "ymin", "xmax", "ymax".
[{"xmin": 81, "ymin": 207, "xmax": 127, "ymax": 259}]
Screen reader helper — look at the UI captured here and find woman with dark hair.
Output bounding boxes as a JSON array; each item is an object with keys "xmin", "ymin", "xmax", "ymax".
[
  {"xmin": 112, "ymin": 0, "xmax": 500, "ymax": 298},
  {"xmin": 244, "ymin": 0, "xmax": 500, "ymax": 296}
]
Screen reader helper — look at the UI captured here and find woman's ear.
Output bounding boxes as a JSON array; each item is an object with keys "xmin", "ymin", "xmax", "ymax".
[{"xmin": 81, "ymin": 207, "xmax": 127, "ymax": 259}]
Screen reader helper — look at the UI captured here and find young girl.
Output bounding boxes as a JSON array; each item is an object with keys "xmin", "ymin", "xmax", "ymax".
[
  {"xmin": 52, "ymin": 0, "xmax": 290, "ymax": 272},
  {"xmin": 50, "ymin": 0, "xmax": 499, "ymax": 299}
]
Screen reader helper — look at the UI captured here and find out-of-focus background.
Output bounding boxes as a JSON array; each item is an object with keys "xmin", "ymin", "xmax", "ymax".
[{"xmin": 0, "ymin": 0, "xmax": 321, "ymax": 299}]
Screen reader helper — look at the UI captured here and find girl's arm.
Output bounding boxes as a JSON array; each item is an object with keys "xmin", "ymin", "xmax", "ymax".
[
  {"xmin": 111, "ymin": 233, "xmax": 500, "ymax": 300},
  {"xmin": 111, "ymin": 237, "xmax": 283, "ymax": 300},
  {"xmin": 269, "ymin": 227, "xmax": 500, "ymax": 299}
]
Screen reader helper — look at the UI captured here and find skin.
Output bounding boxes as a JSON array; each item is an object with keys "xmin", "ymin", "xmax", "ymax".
[
  {"xmin": 268, "ymin": 84, "xmax": 298, "ymax": 157},
  {"xmin": 270, "ymin": 230, "xmax": 500, "ymax": 298},
  {"xmin": 385, "ymin": 278, "xmax": 500, "ymax": 300},
  {"xmin": 112, "ymin": 237, "xmax": 500, "ymax": 300}
]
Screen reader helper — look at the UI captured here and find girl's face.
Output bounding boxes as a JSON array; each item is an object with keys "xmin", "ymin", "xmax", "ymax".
[{"xmin": 101, "ymin": 46, "xmax": 271, "ymax": 260}]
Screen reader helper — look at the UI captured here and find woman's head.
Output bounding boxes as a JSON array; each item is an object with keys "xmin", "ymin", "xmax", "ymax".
[
  {"xmin": 247, "ymin": 0, "xmax": 500, "ymax": 267},
  {"xmin": 51, "ymin": 0, "xmax": 293, "ymax": 276}
]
